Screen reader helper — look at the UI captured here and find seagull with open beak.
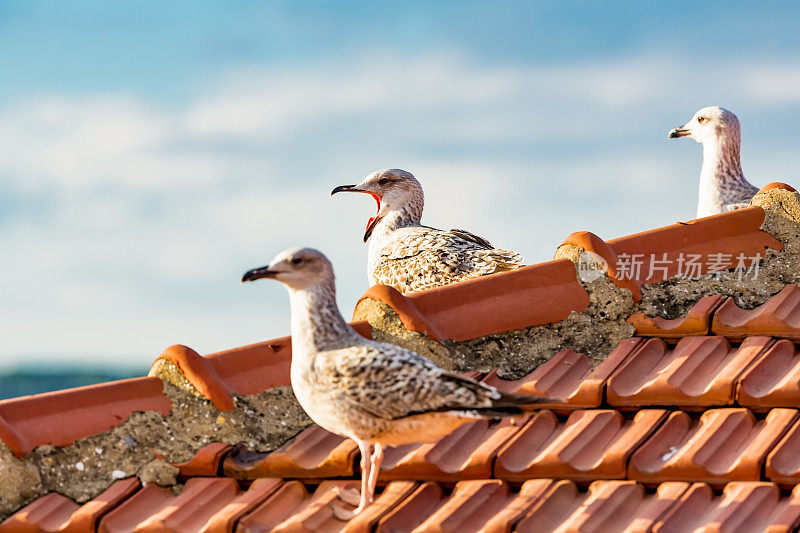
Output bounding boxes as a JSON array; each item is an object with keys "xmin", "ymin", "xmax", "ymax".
[
  {"xmin": 669, "ymin": 106, "xmax": 759, "ymax": 217},
  {"xmin": 331, "ymin": 168, "xmax": 523, "ymax": 294}
]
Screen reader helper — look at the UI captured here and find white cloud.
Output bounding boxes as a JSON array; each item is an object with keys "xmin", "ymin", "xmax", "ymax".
[{"xmin": 0, "ymin": 51, "xmax": 798, "ymax": 367}]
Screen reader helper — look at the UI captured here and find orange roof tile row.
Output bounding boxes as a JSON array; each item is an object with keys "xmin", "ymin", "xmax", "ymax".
[
  {"xmin": 627, "ymin": 285, "xmax": 800, "ymax": 341},
  {"xmin": 218, "ymin": 406, "xmax": 800, "ymax": 488},
  {"xmin": 0, "ymin": 330, "xmax": 795, "ymax": 465},
  {"xmin": 7, "ymin": 477, "xmax": 800, "ymax": 532},
  {"xmin": 485, "ymin": 335, "xmax": 800, "ymax": 411},
  {"xmin": 482, "ymin": 337, "xmax": 643, "ymax": 410},
  {"xmin": 0, "ymin": 478, "xmax": 140, "ymax": 533},
  {"xmin": 606, "ymin": 336, "xmax": 774, "ymax": 409}
]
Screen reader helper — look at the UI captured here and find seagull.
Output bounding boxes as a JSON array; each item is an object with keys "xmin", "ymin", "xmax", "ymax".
[
  {"xmin": 242, "ymin": 247, "xmax": 549, "ymax": 519},
  {"xmin": 669, "ymin": 106, "xmax": 759, "ymax": 218},
  {"xmin": 331, "ymin": 168, "xmax": 524, "ymax": 294}
]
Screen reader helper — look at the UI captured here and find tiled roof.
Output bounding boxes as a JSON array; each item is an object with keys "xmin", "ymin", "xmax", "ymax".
[{"xmin": 3, "ymin": 183, "xmax": 800, "ymax": 532}]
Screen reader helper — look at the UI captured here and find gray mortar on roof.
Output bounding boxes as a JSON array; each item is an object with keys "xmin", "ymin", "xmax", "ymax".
[{"xmin": 0, "ymin": 381, "xmax": 312, "ymax": 519}]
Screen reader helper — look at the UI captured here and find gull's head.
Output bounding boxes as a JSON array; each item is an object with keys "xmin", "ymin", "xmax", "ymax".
[
  {"xmin": 331, "ymin": 168, "xmax": 424, "ymax": 242},
  {"xmin": 241, "ymin": 247, "xmax": 334, "ymax": 290},
  {"xmin": 668, "ymin": 106, "xmax": 741, "ymax": 145}
]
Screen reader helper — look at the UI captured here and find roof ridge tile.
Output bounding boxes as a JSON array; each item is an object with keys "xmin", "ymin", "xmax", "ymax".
[
  {"xmin": 0, "ymin": 377, "xmax": 172, "ymax": 458},
  {"xmin": 355, "ymin": 258, "xmax": 590, "ymax": 342},
  {"xmin": 557, "ymin": 207, "xmax": 783, "ymax": 302}
]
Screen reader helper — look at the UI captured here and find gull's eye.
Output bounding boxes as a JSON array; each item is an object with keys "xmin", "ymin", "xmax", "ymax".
[
  {"xmin": 292, "ymin": 258, "xmax": 302, "ymax": 265},
  {"xmin": 697, "ymin": 116, "xmax": 706, "ymax": 124},
  {"xmin": 378, "ymin": 178, "xmax": 389, "ymax": 185}
]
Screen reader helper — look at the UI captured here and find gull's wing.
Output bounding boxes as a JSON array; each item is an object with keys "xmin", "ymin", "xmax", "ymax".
[
  {"xmin": 372, "ymin": 227, "xmax": 524, "ymax": 293},
  {"xmin": 314, "ymin": 342, "xmax": 545, "ymax": 421}
]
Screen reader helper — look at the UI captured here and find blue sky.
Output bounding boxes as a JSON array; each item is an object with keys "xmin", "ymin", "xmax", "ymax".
[{"xmin": 1, "ymin": 2, "xmax": 799, "ymax": 368}]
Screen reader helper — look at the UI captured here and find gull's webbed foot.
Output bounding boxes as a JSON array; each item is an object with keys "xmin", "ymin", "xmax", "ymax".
[{"xmin": 333, "ymin": 486, "xmax": 362, "ymax": 506}]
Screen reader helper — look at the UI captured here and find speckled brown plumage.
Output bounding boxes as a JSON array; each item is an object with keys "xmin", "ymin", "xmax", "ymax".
[
  {"xmin": 241, "ymin": 247, "xmax": 546, "ymax": 517},
  {"xmin": 333, "ymin": 169, "xmax": 524, "ymax": 294}
]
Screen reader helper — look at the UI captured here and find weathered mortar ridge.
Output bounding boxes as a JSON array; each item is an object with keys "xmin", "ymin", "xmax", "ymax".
[
  {"xmin": 638, "ymin": 187, "xmax": 800, "ymax": 320},
  {"xmin": 0, "ymin": 382, "xmax": 312, "ymax": 519}
]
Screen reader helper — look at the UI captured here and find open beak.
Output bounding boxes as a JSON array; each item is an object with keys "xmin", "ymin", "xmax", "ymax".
[
  {"xmin": 241, "ymin": 266, "xmax": 277, "ymax": 283},
  {"xmin": 331, "ymin": 184, "xmax": 383, "ymax": 243},
  {"xmin": 668, "ymin": 126, "xmax": 691, "ymax": 138}
]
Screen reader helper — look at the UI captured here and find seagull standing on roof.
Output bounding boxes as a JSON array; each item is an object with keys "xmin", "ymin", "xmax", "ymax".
[
  {"xmin": 242, "ymin": 247, "xmax": 548, "ymax": 519},
  {"xmin": 669, "ymin": 106, "xmax": 759, "ymax": 218},
  {"xmin": 331, "ymin": 169, "xmax": 524, "ymax": 294}
]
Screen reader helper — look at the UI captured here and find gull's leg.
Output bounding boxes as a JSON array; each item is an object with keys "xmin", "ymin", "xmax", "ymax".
[
  {"xmin": 332, "ymin": 440, "xmax": 372, "ymax": 519},
  {"xmin": 366, "ymin": 443, "xmax": 383, "ymax": 498}
]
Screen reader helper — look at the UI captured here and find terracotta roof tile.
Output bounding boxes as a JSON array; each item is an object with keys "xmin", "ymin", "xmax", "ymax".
[
  {"xmin": 766, "ymin": 417, "xmax": 800, "ymax": 487},
  {"xmin": 0, "ymin": 377, "xmax": 172, "ymax": 458},
  {"xmin": 515, "ymin": 479, "xmax": 689, "ymax": 532},
  {"xmin": 222, "ymin": 425, "xmax": 358, "ymax": 480},
  {"xmin": 606, "ymin": 336, "xmax": 773, "ymax": 409},
  {"xmin": 172, "ymin": 442, "xmax": 232, "ymax": 477},
  {"xmin": 97, "ymin": 477, "xmax": 282, "ymax": 533},
  {"xmin": 628, "ymin": 408, "xmax": 797, "ymax": 485},
  {"xmin": 375, "ymin": 482, "xmax": 444, "ymax": 532},
  {"xmin": 356, "ymin": 258, "xmax": 590, "ymax": 342},
  {"xmin": 0, "ymin": 478, "xmax": 139, "ymax": 533},
  {"xmin": 712, "ymin": 284, "xmax": 800, "ymax": 340},
  {"xmin": 560, "ymin": 207, "xmax": 783, "ymax": 301},
  {"xmin": 654, "ymin": 482, "xmax": 800, "ymax": 533},
  {"xmin": 493, "ymin": 409, "xmax": 668, "ymax": 482},
  {"xmin": 738, "ymin": 340, "xmax": 800, "ymax": 410},
  {"xmin": 237, "ymin": 480, "xmax": 417, "ymax": 532},
  {"xmin": 410, "ymin": 479, "xmax": 551, "ymax": 533},
  {"xmin": 482, "ymin": 338, "xmax": 643, "ymax": 410},
  {"xmin": 378, "ymin": 418, "xmax": 522, "ymax": 482},
  {"xmin": 628, "ymin": 295, "xmax": 727, "ymax": 338}
]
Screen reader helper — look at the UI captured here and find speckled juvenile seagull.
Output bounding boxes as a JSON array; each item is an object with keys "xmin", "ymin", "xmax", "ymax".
[
  {"xmin": 669, "ymin": 106, "xmax": 759, "ymax": 218},
  {"xmin": 331, "ymin": 169, "xmax": 523, "ymax": 294},
  {"xmin": 242, "ymin": 247, "xmax": 549, "ymax": 519}
]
